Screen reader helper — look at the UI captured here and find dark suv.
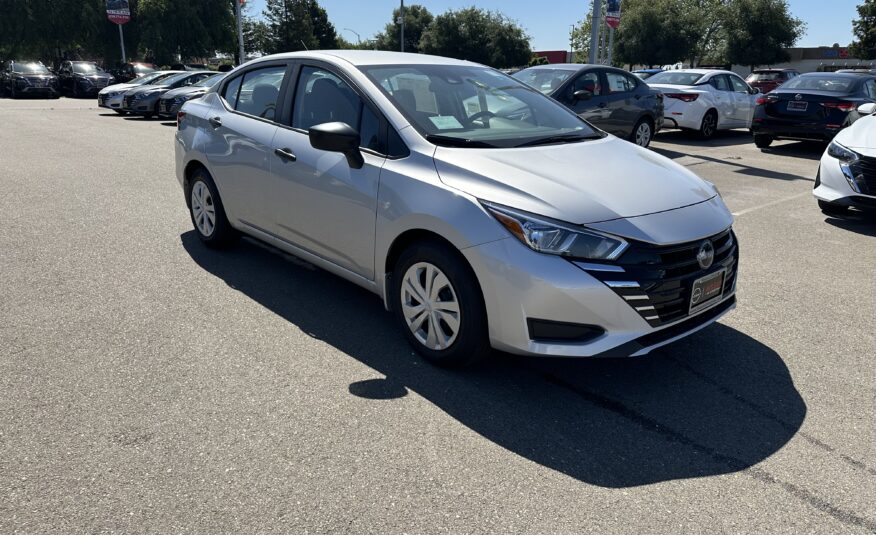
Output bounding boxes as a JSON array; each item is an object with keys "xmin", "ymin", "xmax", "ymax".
[
  {"xmin": 745, "ymin": 69, "xmax": 800, "ymax": 94},
  {"xmin": 56, "ymin": 61, "xmax": 115, "ymax": 97},
  {"xmin": 112, "ymin": 62, "xmax": 156, "ymax": 83},
  {"xmin": 0, "ymin": 60, "xmax": 59, "ymax": 98}
]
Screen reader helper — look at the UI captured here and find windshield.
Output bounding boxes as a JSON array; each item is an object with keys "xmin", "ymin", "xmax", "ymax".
[
  {"xmin": 12, "ymin": 63, "xmax": 50, "ymax": 74},
  {"xmin": 747, "ymin": 72, "xmax": 782, "ymax": 82},
  {"xmin": 153, "ymin": 72, "xmax": 191, "ymax": 86},
  {"xmin": 646, "ymin": 71, "xmax": 705, "ymax": 86},
  {"xmin": 144, "ymin": 72, "xmax": 178, "ymax": 85},
  {"xmin": 361, "ymin": 64, "xmax": 598, "ymax": 148},
  {"xmin": 511, "ymin": 68, "xmax": 575, "ymax": 94},
  {"xmin": 130, "ymin": 72, "xmax": 165, "ymax": 85},
  {"xmin": 194, "ymin": 74, "xmax": 222, "ymax": 87},
  {"xmin": 73, "ymin": 63, "xmax": 104, "ymax": 74},
  {"xmin": 780, "ymin": 75, "xmax": 856, "ymax": 93}
]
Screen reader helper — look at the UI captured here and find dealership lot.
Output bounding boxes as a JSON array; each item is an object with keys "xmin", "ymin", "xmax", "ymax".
[{"xmin": 1, "ymin": 97, "xmax": 874, "ymax": 532}]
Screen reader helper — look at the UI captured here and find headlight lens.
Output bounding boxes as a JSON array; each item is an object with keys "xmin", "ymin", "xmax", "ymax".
[
  {"xmin": 827, "ymin": 141, "xmax": 858, "ymax": 162},
  {"xmin": 482, "ymin": 202, "xmax": 628, "ymax": 261}
]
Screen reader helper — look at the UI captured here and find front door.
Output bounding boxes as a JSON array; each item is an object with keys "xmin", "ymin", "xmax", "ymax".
[
  {"xmin": 728, "ymin": 74, "xmax": 755, "ymax": 127},
  {"xmin": 268, "ymin": 64, "xmax": 384, "ymax": 280},
  {"xmin": 562, "ymin": 70, "xmax": 610, "ymax": 130}
]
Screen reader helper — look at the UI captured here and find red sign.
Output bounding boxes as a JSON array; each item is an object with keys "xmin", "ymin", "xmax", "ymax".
[
  {"xmin": 107, "ymin": 0, "xmax": 131, "ymax": 25},
  {"xmin": 605, "ymin": 0, "xmax": 621, "ymax": 29}
]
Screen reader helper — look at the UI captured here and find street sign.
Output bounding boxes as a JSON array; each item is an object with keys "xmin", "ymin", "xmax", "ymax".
[
  {"xmin": 605, "ymin": 0, "xmax": 621, "ymax": 29},
  {"xmin": 106, "ymin": 0, "xmax": 131, "ymax": 25}
]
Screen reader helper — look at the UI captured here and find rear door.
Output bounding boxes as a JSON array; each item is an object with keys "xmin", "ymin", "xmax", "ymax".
[
  {"xmin": 602, "ymin": 70, "xmax": 644, "ymax": 137},
  {"xmin": 267, "ymin": 63, "xmax": 385, "ymax": 280},
  {"xmin": 708, "ymin": 75, "xmax": 738, "ymax": 127},
  {"xmin": 202, "ymin": 62, "xmax": 292, "ymax": 230}
]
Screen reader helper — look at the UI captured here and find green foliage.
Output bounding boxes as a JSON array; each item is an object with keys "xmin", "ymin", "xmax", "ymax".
[
  {"xmin": 137, "ymin": 0, "xmax": 236, "ymax": 65},
  {"xmin": 614, "ymin": 0, "xmax": 700, "ymax": 67},
  {"xmin": 262, "ymin": 0, "xmax": 338, "ymax": 54},
  {"xmin": 529, "ymin": 56, "xmax": 550, "ymax": 66},
  {"xmin": 850, "ymin": 0, "xmax": 876, "ymax": 60},
  {"xmin": 722, "ymin": 0, "xmax": 804, "ymax": 67},
  {"xmin": 243, "ymin": 17, "xmax": 272, "ymax": 56},
  {"xmin": 373, "ymin": 4, "xmax": 434, "ymax": 53},
  {"xmin": 418, "ymin": 8, "xmax": 531, "ymax": 68}
]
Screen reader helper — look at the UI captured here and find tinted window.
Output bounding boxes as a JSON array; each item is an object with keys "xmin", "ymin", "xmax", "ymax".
[
  {"xmin": 729, "ymin": 75, "xmax": 750, "ymax": 93},
  {"xmin": 781, "ymin": 75, "xmax": 856, "ymax": 93},
  {"xmin": 747, "ymin": 72, "xmax": 782, "ymax": 82},
  {"xmin": 605, "ymin": 71, "xmax": 637, "ymax": 94},
  {"xmin": 12, "ymin": 63, "xmax": 49, "ymax": 74},
  {"xmin": 645, "ymin": 71, "xmax": 704, "ymax": 85},
  {"xmin": 231, "ymin": 66, "xmax": 286, "ymax": 120},
  {"xmin": 865, "ymin": 80, "xmax": 876, "ymax": 99},
  {"xmin": 572, "ymin": 72, "xmax": 601, "ymax": 95},
  {"xmin": 194, "ymin": 74, "xmax": 223, "ymax": 88},
  {"xmin": 512, "ymin": 68, "xmax": 575, "ymax": 94},
  {"xmin": 293, "ymin": 67, "xmax": 360, "ymax": 130},
  {"xmin": 710, "ymin": 75, "xmax": 731, "ymax": 91},
  {"xmin": 359, "ymin": 105, "xmax": 381, "ymax": 152},
  {"xmin": 222, "ymin": 75, "xmax": 242, "ymax": 108},
  {"xmin": 73, "ymin": 63, "xmax": 102, "ymax": 74}
]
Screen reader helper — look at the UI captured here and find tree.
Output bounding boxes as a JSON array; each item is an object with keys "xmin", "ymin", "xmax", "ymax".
[
  {"xmin": 850, "ymin": 0, "xmax": 876, "ymax": 60},
  {"xmin": 263, "ymin": 0, "xmax": 338, "ymax": 54},
  {"xmin": 722, "ymin": 0, "xmax": 804, "ymax": 69},
  {"xmin": 243, "ymin": 17, "xmax": 272, "ymax": 56},
  {"xmin": 613, "ymin": 0, "xmax": 699, "ymax": 67},
  {"xmin": 373, "ymin": 4, "xmax": 433, "ymax": 52},
  {"xmin": 418, "ymin": 8, "xmax": 531, "ymax": 68}
]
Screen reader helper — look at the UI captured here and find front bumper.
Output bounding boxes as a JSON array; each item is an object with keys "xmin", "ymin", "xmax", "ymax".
[
  {"xmin": 463, "ymin": 234, "xmax": 737, "ymax": 358},
  {"xmin": 122, "ymin": 94, "xmax": 159, "ymax": 114},
  {"xmin": 814, "ymin": 153, "xmax": 876, "ymax": 209},
  {"xmin": 99, "ymin": 93, "xmax": 125, "ymax": 109}
]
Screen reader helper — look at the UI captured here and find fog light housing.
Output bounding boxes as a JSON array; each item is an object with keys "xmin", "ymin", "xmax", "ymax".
[{"xmin": 527, "ymin": 319, "xmax": 605, "ymax": 343}]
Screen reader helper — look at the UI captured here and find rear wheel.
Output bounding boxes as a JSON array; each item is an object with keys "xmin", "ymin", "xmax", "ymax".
[
  {"xmin": 754, "ymin": 134, "xmax": 774, "ymax": 148},
  {"xmin": 818, "ymin": 199, "xmax": 849, "ymax": 216},
  {"xmin": 698, "ymin": 109, "xmax": 718, "ymax": 139},
  {"xmin": 391, "ymin": 241, "xmax": 490, "ymax": 367},
  {"xmin": 187, "ymin": 168, "xmax": 237, "ymax": 248},
  {"xmin": 630, "ymin": 117, "xmax": 654, "ymax": 148}
]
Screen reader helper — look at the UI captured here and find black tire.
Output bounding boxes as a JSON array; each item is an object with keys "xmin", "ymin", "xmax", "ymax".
[
  {"xmin": 10, "ymin": 85, "xmax": 18, "ymax": 99},
  {"xmin": 698, "ymin": 109, "xmax": 718, "ymax": 140},
  {"xmin": 144, "ymin": 112, "xmax": 154, "ymax": 119},
  {"xmin": 818, "ymin": 199, "xmax": 848, "ymax": 215},
  {"xmin": 753, "ymin": 134, "xmax": 774, "ymax": 148},
  {"xmin": 114, "ymin": 109, "xmax": 127, "ymax": 115},
  {"xmin": 72, "ymin": 83, "xmax": 80, "ymax": 98},
  {"xmin": 391, "ymin": 240, "xmax": 491, "ymax": 368},
  {"xmin": 630, "ymin": 117, "xmax": 654, "ymax": 148},
  {"xmin": 186, "ymin": 168, "xmax": 238, "ymax": 248}
]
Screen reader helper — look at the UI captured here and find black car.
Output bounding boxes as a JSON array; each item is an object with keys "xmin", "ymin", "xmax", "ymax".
[
  {"xmin": 751, "ymin": 72, "xmax": 876, "ymax": 148},
  {"xmin": 513, "ymin": 64, "xmax": 664, "ymax": 147},
  {"xmin": 112, "ymin": 62, "xmax": 156, "ymax": 83},
  {"xmin": 56, "ymin": 61, "xmax": 115, "ymax": 97},
  {"xmin": 0, "ymin": 60, "xmax": 59, "ymax": 98}
]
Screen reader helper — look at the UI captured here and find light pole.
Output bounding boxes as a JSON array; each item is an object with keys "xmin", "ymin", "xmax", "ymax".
[
  {"xmin": 569, "ymin": 24, "xmax": 575, "ymax": 63},
  {"xmin": 343, "ymin": 28, "xmax": 361, "ymax": 45},
  {"xmin": 399, "ymin": 0, "xmax": 405, "ymax": 52},
  {"xmin": 235, "ymin": 0, "xmax": 245, "ymax": 66},
  {"xmin": 588, "ymin": 0, "xmax": 602, "ymax": 64}
]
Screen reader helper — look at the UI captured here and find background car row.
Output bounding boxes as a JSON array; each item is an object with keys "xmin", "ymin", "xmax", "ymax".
[{"xmin": 98, "ymin": 70, "xmax": 223, "ymax": 118}]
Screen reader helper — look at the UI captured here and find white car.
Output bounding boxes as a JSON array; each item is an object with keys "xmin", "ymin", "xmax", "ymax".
[
  {"xmin": 647, "ymin": 69, "xmax": 760, "ymax": 139},
  {"xmin": 97, "ymin": 71, "xmax": 180, "ymax": 114},
  {"xmin": 815, "ymin": 102, "xmax": 876, "ymax": 214}
]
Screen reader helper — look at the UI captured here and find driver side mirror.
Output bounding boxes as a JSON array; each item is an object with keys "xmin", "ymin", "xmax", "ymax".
[
  {"xmin": 750, "ymin": 87, "xmax": 761, "ymax": 95},
  {"xmin": 309, "ymin": 122, "xmax": 364, "ymax": 169},
  {"xmin": 857, "ymin": 102, "xmax": 876, "ymax": 115},
  {"xmin": 573, "ymin": 89, "xmax": 593, "ymax": 101}
]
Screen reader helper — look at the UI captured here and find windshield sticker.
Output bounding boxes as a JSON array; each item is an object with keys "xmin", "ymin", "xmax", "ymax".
[{"xmin": 428, "ymin": 115, "xmax": 464, "ymax": 130}]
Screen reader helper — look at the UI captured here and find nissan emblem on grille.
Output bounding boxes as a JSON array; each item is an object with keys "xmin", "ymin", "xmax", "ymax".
[{"xmin": 697, "ymin": 241, "xmax": 715, "ymax": 269}]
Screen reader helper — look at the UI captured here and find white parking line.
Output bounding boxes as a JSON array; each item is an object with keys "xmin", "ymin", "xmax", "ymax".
[{"xmin": 731, "ymin": 192, "xmax": 812, "ymax": 217}]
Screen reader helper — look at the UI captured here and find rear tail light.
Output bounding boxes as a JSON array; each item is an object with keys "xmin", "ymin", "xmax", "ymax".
[
  {"xmin": 664, "ymin": 93, "xmax": 699, "ymax": 102},
  {"xmin": 177, "ymin": 111, "xmax": 186, "ymax": 128},
  {"xmin": 822, "ymin": 102, "xmax": 855, "ymax": 112}
]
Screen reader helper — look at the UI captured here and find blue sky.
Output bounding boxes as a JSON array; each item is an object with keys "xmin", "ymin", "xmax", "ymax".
[{"xmin": 246, "ymin": 0, "xmax": 860, "ymax": 51}]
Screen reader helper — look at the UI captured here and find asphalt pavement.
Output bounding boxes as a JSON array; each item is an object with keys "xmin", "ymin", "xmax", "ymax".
[{"xmin": 1, "ymin": 97, "xmax": 874, "ymax": 533}]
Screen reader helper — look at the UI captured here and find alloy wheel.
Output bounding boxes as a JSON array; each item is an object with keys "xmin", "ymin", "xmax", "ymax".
[
  {"xmin": 635, "ymin": 122, "xmax": 652, "ymax": 147},
  {"xmin": 400, "ymin": 262, "xmax": 461, "ymax": 351},
  {"xmin": 190, "ymin": 181, "xmax": 216, "ymax": 237},
  {"xmin": 702, "ymin": 113, "xmax": 717, "ymax": 138}
]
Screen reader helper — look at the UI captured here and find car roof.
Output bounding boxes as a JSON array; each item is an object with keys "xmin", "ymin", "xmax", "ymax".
[
  {"xmin": 256, "ymin": 50, "xmax": 483, "ymax": 68},
  {"xmin": 751, "ymin": 68, "xmax": 797, "ymax": 72},
  {"xmin": 798, "ymin": 71, "xmax": 867, "ymax": 78},
  {"xmin": 665, "ymin": 69, "xmax": 735, "ymax": 76}
]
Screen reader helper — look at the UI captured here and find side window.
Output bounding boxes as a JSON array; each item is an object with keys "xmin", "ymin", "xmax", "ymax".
[
  {"xmin": 865, "ymin": 80, "xmax": 876, "ymax": 99},
  {"xmin": 222, "ymin": 75, "xmax": 243, "ymax": 109},
  {"xmin": 710, "ymin": 75, "xmax": 731, "ymax": 91},
  {"xmin": 359, "ymin": 105, "xmax": 381, "ymax": 152},
  {"xmin": 571, "ymin": 72, "xmax": 601, "ymax": 97},
  {"xmin": 605, "ymin": 71, "xmax": 637, "ymax": 94},
  {"xmin": 729, "ymin": 75, "xmax": 750, "ymax": 93},
  {"xmin": 235, "ymin": 66, "xmax": 286, "ymax": 120}
]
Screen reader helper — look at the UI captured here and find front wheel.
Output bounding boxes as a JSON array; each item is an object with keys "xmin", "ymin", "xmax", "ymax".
[
  {"xmin": 187, "ymin": 168, "xmax": 237, "ymax": 248},
  {"xmin": 630, "ymin": 117, "xmax": 654, "ymax": 148},
  {"xmin": 391, "ymin": 241, "xmax": 490, "ymax": 367},
  {"xmin": 754, "ymin": 134, "xmax": 774, "ymax": 148},
  {"xmin": 698, "ymin": 110, "xmax": 718, "ymax": 140}
]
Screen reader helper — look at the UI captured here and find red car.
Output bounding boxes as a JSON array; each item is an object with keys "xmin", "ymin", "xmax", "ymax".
[{"xmin": 746, "ymin": 69, "xmax": 800, "ymax": 94}]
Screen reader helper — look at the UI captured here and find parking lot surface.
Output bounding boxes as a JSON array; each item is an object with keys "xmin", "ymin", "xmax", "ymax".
[{"xmin": 1, "ymin": 97, "xmax": 874, "ymax": 533}]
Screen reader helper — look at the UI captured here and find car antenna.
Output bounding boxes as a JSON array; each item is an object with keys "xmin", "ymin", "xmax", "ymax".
[{"xmin": 300, "ymin": 40, "xmax": 309, "ymax": 51}]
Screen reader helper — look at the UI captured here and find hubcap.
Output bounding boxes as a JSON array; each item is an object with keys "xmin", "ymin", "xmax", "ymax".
[
  {"xmin": 703, "ymin": 114, "xmax": 716, "ymax": 136},
  {"xmin": 636, "ymin": 122, "xmax": 652, "ymax": 146},
  {"xmin": 191, "ymin": 181, "xmax": 216, "ymax": 237},
  {"xmin": 400, "ymin": 262, "xmax": 461, "ymax": 350}
]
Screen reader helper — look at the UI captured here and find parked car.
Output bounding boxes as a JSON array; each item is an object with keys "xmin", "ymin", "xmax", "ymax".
[
  {"xmin": 814, "ymin": 102, "xmax": 876, "ymax": 213},
  {"xmin": 112, "ymin": 62, "xmax": 156, "ymax": 83},
  {"xmin": 0, "ymin": 60, "xmax": 59, "ymax": 98},
  {"xmin": 175, "ymin": 51, "xmax": 737, "ymax": 366},
  {"xmin": 169, "ymin": 63, "xmax": 211, "ymax": 71},
  {"xmin": 632, "ymin": 68, "xmax": 663, "ymax": 80},
  {"xmin": 646, "ymin": 69, "xmax": 759, "ymax": 139},
  {"xmin": 835, "ymin": 68, "xmax": 876, "ymax": 75},
  {"xmin": 122, "ymin": 71, "xmax": 211, "ymax": 118},
  {"xmin": 750, "ymin": 72, "xmax": 876, "ymax": 148},
  {"xmin": 513, "ymin": 64, "xmax": 664, "ymax": 147},
  {"xmin": 157, "ymin": 73, "xmax": 224, "ymax": 118},
  {"xmin": 56, "ymin": 61, "xmax": 115, "ymax": 97},
  {"xmin": 745, "ymin": 69, "xmax": 800, "ymax": 94},
  {"xmin": 98, "ymin": 71, "xmax": 181, "ymax": 114}
]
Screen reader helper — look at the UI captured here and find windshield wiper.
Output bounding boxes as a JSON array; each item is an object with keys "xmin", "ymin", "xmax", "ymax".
[
  {"xmin": 425, "ymin": 134, "xmax": 498, "ymax": 148},
  {"xmin": 515, "ymin": 133, "xmax": 603, "ymax": 148}
]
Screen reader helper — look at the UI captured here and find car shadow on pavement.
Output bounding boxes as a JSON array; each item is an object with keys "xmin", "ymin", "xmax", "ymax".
[
  {"xmin": 180, "ymin": 231, "xmax": 806, "ymax": 489},
  {"xmin": 652, "ymin": 145, "xmax": 818, "ymax": 181},
  {"xmin": 655, "ymin": 129, "xmax": 754, "ymax": 148},
  {"xmin": 824, "ymin": 213, "xmax": 876, "ymax": 235}
]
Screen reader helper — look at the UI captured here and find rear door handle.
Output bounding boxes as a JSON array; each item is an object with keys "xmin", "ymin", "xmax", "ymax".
[
  {"xmin": 274, "ymin": 148, "xmax": 297, "ymax": 162},
  {"xmin": 208, "ymin": 117, "xmax": 222, "ymax": 128}
]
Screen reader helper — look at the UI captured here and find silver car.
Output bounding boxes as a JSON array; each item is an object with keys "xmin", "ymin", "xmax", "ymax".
[{"xmin": 175, "ymin": 51, "xmax": 738, "ymax": 366}]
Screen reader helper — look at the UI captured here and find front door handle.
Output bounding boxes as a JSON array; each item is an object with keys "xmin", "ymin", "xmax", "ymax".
[
  {"xmin": 208, "ymin": 117, "xmax": 222, "ymax": 128},
  {"xmin": 274, "ymin": 148, "xmax": 297, "ymax": 162}
]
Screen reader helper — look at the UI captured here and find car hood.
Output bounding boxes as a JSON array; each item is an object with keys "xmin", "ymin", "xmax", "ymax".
[
  {"xmin": 126, "ymin": 85, "xmax": 168, "ymax": 96},
  {"xmin": 432, "ymin": 135, "xmax": 719, "ymax": 225},
  {"xmin": 834, "ymin": 114, "xmax": 876, "ymax": 153},
  {"xmin": 162, "ymin": 86, "xmax": 206, "ymax": 98}
]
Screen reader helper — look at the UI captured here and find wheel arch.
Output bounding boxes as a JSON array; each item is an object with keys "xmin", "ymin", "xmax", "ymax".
[{"xmin": 182, "ymin": 159, "xmax": 210, "ymax": 207}]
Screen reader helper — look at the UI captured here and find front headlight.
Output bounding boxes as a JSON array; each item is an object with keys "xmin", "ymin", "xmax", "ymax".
[
  {"xmin": 827, "ymin": 141, "xmax": 858, "ymax": 162},
  {"xmin": 482, "ymin": 202, "xmax": 628, "ymax": 261}
]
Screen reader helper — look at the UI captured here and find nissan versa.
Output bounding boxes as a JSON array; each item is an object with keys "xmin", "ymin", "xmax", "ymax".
[{"xmin": 175, "ymin": 51, "xmax": 738, "ymax": 366}]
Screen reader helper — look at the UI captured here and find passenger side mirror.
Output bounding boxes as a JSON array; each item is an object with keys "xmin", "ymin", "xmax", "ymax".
[
  {"xmin": 857, "ymin": 102, "xmax": 876, "ymax": 115},
  {"xmin": 573, "ymin": 89, "xmax": 593, "ymax": 101},
  {"xmin": 309, "ymin": 122, "xmax": 364, "ymax": 169}
]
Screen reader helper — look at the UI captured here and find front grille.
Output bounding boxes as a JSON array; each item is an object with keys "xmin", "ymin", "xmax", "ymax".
[
  {"xmin": 94, "ymin": 79, "xmax": 108, "ymax": 88},
  {"xmin": 586, "ymin": 229, "xmax": 738, "ymax": 327},
  {"xmin": 123, "ymin": 95, "xmax": 135, "ymax": 108},
  {"xmin": 850, "ymin": 156, "xmax": 876, "ymax": 195}
]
